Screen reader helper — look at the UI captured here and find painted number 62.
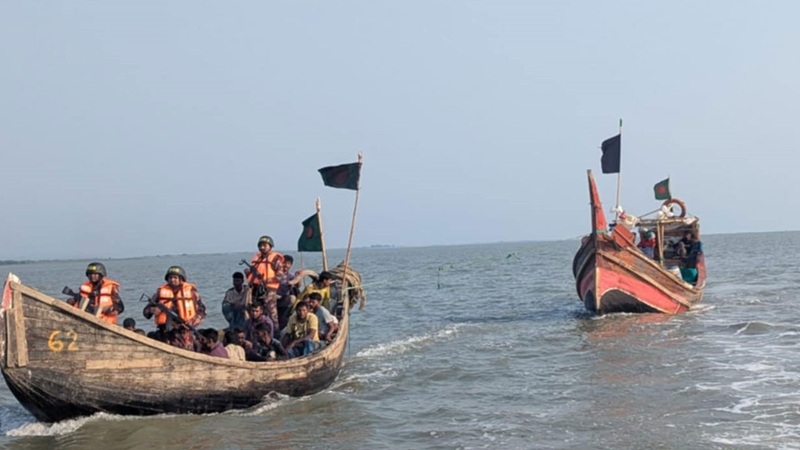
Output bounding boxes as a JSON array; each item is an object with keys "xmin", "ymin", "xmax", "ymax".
[{"xmin": 48, "ymin": 330, "xmax": 78, "ymax": 352}]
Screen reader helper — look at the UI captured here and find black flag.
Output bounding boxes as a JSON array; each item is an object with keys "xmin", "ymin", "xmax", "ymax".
[{"xmin": 601, "ymin": 134, "xmax": 621, "ymax": 174}]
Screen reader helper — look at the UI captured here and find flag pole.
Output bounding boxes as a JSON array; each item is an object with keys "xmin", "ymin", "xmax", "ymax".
[
  {"xmin": 614, "ymin": 118, "xmax": 623, "ymax": 222},
  {"xmin": 316, "ymin": 197, "xmax": 329, "ymax": 272},
  {"xmin": 339, "ymin": 152, "xmax": 362, "ymax": 314}
]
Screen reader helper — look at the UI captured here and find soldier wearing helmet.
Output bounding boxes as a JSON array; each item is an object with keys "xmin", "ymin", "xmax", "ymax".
[
  {"xmin": 144, "ymin": 265, "xmax": 207, "ymax": 344},
  {"xmin": 77, "ymin": 262, "xmax": 124, "ymax": 324},
  {"xmin": 245, "ymin": 235, "xmax": 285, "ymax": 328}
]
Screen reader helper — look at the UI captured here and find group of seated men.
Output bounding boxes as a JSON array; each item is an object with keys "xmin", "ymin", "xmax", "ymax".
[{"xmin": 67, "ymin": 235, "xmax": 340, "ymax": 361}]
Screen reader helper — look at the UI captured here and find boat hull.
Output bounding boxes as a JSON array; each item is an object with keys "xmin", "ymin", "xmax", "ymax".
[
  {"xmin": 0, "ymin": 281, "xmax": 348, "ymax": 422},
  {"xmin": 573, "ymin": 234, "xmax": 704, "ymax": 314}
]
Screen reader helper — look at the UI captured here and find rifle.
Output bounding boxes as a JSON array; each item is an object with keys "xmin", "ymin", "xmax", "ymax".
[
  {"xmin": 62, "ymin": 286, "xmax": 93, "ymax": 313},
  {"xmin": 139, "ymin": 293, "xmax": 200, "ymax": 337},
  {"xmin": 239, "ymin": 259, "xmax": 268, "ymax": 285},
  {"xmin": 239, "ymin": 258, "xmax": 282, "ymax": 297}
]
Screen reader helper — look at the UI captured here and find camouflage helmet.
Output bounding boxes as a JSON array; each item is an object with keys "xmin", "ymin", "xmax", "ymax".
[
  {"xmin": 85, "ymin": 262, "xmax": 107, "ymax": 278},
  {"xmin": 257, "ymin": 235, "xmax": 274, "ymax": 248},
  {"xmin": 164, "ymin": 265, "xmax": 187, "ymax": 282}
]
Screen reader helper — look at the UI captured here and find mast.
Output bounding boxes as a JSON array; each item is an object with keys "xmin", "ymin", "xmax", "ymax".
[{"xmin": 614, "ymin": 118, "xmax": 623, "ymax": 222}]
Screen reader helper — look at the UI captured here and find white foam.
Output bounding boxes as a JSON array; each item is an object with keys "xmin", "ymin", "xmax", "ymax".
[
  {"xmin": 356, "ymin": 325, "xmax": 462, "ymax": 358},
  {"xmin": 232, "ymin": 392, "xmax": 290, "ymax": 416},
  {"xmin": 687, "ymin": 304, "xmax": 715, "ymax": 313},
  {"xmin": 6, "ymin": 412, "xmax": 141, "ymax": 437}
]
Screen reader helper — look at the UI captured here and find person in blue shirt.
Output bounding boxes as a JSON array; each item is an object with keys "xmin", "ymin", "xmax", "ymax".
[{"xmin": 679, "ymin": 231, "xmax": 703, "ymax": 283}]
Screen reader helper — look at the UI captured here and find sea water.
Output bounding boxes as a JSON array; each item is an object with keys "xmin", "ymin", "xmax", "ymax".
[{"xmin": 1, "ymin": 232, "xmax": 800, "ymax": 449}]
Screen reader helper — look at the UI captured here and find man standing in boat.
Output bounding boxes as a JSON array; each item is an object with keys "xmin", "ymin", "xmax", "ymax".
[
  {"xmin": 76, "ymin": 262, "xmax": 124, "ymax": 324},
  {"xmin": 679, "ymin": 232, "xmax": 703, "ymax": 283},
  {"xmin": 143, "ymin": 266, "xmax": 206, "ymax": 342},
  {"xmin": 222, "ymin": 272, "xmax": 249, "ymax": 331},
  {"xmin": 245, "ymin": 235, "xmax": 284, "ymax": 327}
]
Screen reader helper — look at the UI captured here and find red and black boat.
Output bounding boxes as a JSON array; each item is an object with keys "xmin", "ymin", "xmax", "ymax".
[{"xmin": 572, "ymin": 170, "xmax": 706, "ymax": 314}]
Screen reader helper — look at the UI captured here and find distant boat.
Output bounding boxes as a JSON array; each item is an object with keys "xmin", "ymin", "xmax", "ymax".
[
  {"xmin": 0, "ymin": 273, "xmax": 358, "ymax": 422},
  {"xmin": 572, "ymin": 170, "xmax": 706, "ymax": 314}
]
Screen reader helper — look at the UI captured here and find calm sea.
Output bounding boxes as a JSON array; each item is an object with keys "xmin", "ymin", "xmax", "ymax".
[{"xmin": 1, "ymin": 232, "xmax": 799, "ymax": 449}]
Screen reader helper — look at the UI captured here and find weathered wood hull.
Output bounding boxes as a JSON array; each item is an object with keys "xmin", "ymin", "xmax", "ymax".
[
  {"xmin": 572, "ymin": 171, "xmax": 706, "ymax": 314},
  {"xmin": 0, "ymin": 280, "xmax": 348, "ymax": 422}
]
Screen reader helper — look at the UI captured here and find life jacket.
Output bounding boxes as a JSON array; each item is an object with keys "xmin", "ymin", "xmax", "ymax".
[
  {"xmin": 247, "ymin": 252, "xmax": 284, "ymax": 291},
  {"xmin": 154, "ymin": 282, "xmax": 198, "ymax": 325},
  {"xmin": 79, "ymin": 279, "xmax": 120, "ymax": 324}
]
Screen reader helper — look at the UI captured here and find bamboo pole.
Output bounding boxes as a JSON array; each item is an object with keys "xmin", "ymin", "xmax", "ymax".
[
  {"xmin": 339, "ymin": 152, "xmax": 362, "ymax": 314},
  {"xmin": 317, "ymin": 197, "xmax": 328, "ymax": 272},
  {"xmin": 614, "ymin": 118, "xmax": 623, "ymax": 222}
]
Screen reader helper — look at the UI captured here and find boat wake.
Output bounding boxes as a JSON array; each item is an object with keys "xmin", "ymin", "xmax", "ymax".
[
  {"xmin": 234, "ymin": 392, "xmax": 291, "ymax": 416},
  {"xmin": 5, "ymin": 412, "xmax": 144, "ymax": 437},
  {"xmin": 355, "ymin": 324, "xmax": 463, "ymax": 358},
  {"xmin": 334, "ymin": 325, "xmax": 464, "ymax": 392}
]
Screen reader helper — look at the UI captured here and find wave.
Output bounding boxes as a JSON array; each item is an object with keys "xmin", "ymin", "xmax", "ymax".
[
  {"xmin": 5, "ymin": 412, "xmax": 148, "ymax": 437},
  {"xmin": 355, "ymin": 324, "xmax": 463, "ymax": 358}
]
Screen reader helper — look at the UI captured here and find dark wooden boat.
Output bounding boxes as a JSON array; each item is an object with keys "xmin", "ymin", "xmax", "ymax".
[
  {"xmin": 572, "ymin": 170, "xmax": 706, "ymax": 314},
  {"xmin": 0, "ymin": 275, "xmax": 352, "ymax": 422}
]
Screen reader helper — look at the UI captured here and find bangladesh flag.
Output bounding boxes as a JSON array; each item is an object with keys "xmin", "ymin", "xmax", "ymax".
[
  {"xmin": 297, "ymin": 213, "xmax": 323, "ymax": 252},
  {"xmin": 654, "ymin": 178, "xmax": 671, "ymax": 200},
  {"xmin": 318, "ymin": 162, "xmax": 360, "ymax": 190}
]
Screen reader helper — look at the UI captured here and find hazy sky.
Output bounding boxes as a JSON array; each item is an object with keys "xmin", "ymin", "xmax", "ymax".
[{"xmin": 1, "ymin": 2, "xmax": 798, "ymax": 260}]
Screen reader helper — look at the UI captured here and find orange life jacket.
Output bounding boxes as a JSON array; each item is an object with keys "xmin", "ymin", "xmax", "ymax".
[
  {"xmin": 154, "ymin": 282, "xmax": 198, "ymax": 325},
  {"xmin": 247, "ymin": 252, "xmax": 284, "ymax": 291},
  {"xmin": 79, "ymin": 279, "xmax": 120, "ymax": 324}
]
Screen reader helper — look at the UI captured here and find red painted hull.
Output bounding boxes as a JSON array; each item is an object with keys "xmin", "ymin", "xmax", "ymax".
[{"xmin": 573, "ymin": 171, "xmax": 706, "ymax": 314}]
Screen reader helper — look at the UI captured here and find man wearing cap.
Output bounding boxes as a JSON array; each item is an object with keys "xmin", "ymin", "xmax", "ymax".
[{"xmin": 222, "ymin": 272, "xmax": 250, "ymax": 330}]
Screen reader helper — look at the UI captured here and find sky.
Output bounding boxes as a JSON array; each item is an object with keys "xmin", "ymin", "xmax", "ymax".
[{"xmin": 1, "ymin": 2, "xmax": 798, "ymax": 260}]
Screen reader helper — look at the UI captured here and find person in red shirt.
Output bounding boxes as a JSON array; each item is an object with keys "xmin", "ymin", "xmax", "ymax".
[{"xmin": 637, "ymin": 230, "xmax": 656, "ymax": 258}]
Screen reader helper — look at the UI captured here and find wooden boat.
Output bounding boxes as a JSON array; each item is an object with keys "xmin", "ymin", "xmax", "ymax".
[
  {"xmin": 0, "ymin": 274, "xmax": 356, "ymax": 422},
  {"xmin": 572, "ymin": 170, "xmax": 706, "ymax": 314}
]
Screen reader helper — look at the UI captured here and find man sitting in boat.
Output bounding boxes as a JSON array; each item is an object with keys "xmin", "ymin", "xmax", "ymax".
[
  {"xmin": 245, "ymin": 235, "xmax": 285, "ymax": 329},
  {"xmin": 307, "ymin": 292, "xmax": 338, "ymax": 344},
  {"xmin": 246, "ymin": 323, "xmax": 288, "ymax": 361},
  {"xmin": 75, "ymin": 262, "xmax": 125, "ymax": 324},
  {"xmin": 223, "ymin": 329, "xmax": 246, "ymax": 362},
  {"xmin": 143, "ymin": 266, "xmax": 207, "ymax": 343},
  {"xmin": 637, "ymin": 230, "xmax": 656, "ymax": 259},
  {"xmin": 198, "ymin": 328, "xmax": 229, "ymax": 359},
  {"xmin": 678, "ymin": 232, "xmax": 703, "ymax": 283},
  {"xmin": 243, "ymin": 302, "xmax": 275, "ymax": 343},
  {"xmin": 296, "ymin": 271, "xmax": 334, "ymax": 312},
  {"xmin": 281, "ymin": 300, "xmax": 319, "ymax": 358}
]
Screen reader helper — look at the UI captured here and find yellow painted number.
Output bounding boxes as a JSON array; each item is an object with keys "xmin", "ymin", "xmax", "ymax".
[{"xmin": 48, "ymin": 330, "xmax": 79, "ymax": 352}]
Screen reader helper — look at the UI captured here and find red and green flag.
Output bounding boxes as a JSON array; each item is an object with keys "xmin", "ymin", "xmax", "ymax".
[
  {"xmin": 297, "ymin": 213, "xmax": 323, "ymax": 252},
  {"xmin": 654, "ymin": 178, "xmax": 671, "ymax": 200},
  {"xmin": 318, "ymin": 162, "xmax": 360, "ymax": 190}
]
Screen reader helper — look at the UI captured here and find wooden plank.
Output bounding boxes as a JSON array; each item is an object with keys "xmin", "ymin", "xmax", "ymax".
[
  {"xmin": 5, "ymin": 306, "xmax": 17, "ymax": 368},
  {"xmin": 11, "ymin": 290, "xmax": 28, "ymax": 367},
  {"xmin": 85, "ymin": 358, "xmax": 164, "ymax": 370}
]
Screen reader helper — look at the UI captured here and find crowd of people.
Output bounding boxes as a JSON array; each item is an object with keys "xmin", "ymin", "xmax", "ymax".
[{"xmin": 66, "ymin": 235, "xmax": 340, "ymax": 361}]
